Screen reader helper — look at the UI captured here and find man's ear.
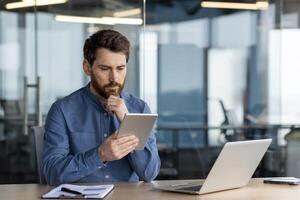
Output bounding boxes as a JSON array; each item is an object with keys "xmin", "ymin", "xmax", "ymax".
[{"xmin": 83, "ymin": 59, "xmax": 92, "ymax": 76}]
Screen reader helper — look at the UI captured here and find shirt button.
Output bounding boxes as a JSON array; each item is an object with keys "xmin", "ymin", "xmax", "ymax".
[
  {"xmin": 105, "ymin": 175, "xmax": 110, "ymax": 179},
  {"xmin": 98, "ymin": 166, "xmax": 102, "ymax": 169},
  {"xmin": 104, "ymin": 133, "xmax": 108, "ymax": 137},
  {"xmin": 103, "ymin": 162, "xmax": 107, "ymax": 167},
  {"xmin": 104, "ymin": 112, "xmax": 108, "ymax": 117}
]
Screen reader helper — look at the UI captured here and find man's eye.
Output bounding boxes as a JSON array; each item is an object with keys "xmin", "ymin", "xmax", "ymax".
[
  {"xmin": 101, "ymin": 67, "xmax": 109, "ymax": 70},
  {"xmin": 117, "ymin": 67, "xmax": 125, "ymax": 71}
]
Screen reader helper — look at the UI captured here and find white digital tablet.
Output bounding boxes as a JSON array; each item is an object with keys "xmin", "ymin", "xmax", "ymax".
[{"xmin": 117, "ymin": 113, "xmax": 158, "ymax": 150}]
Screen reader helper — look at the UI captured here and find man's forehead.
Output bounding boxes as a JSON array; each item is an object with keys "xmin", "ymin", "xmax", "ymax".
[
  {"xmin": 94, "ymin": 48, "xmax": 126, "ymax": 66},
  {"xmin": 95, "ymin": 48, "xmax": 126, "ymax": 58}
]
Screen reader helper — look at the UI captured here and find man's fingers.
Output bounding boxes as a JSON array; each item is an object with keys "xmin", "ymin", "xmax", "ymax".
[
  {"xmin": 111, "ymin": 137, "xmax": 138, "ymax": 152},
  {"xmin": 117, "ymin": 138, "xmax": 139, "ymax": 149},
  {"xmin": 106, "ymin": 104, "xmax": 116, "ymax": 110},
  {"xmin": 116, "ymin": 133, "xmax": 135, "ymax": 139},
  {"xmin": 108, "ymin": 136, "xmax": 138, "ymax": 149},
  {"xmin": 107, "ymin": 103, "xmax": 120, "ymax": 111},
  {"xmin": 109, "ymin": 141, "xmax": 137, "ymax": 159},
  {"xmin": 116, "ymin": 135, "xmax": 138, "ymax": 145},
  {"xmin": 118, "ymin": 144, "xmax": 137, "ymax": 158},
  {"xmin": 102, "ymin": 135, "xmax": 138, "ymax": 160},
  {"xmin": 107, "ymin": 133, "xmax": 136, "ymax": 142},
  {"xmin": 117, "ymin": 133, "xmax": 134, "ymax": 138},
  {"xmin": 119, "ymin": 142, "xmax": 138, "ymax": 154},
  {"xmin": 107, "ymin": 96, "xmax": 120, "ymax": 104},
  {"xmin": 108, "ymin": 95, "xmax": 119, "ymax": 100},
  {"xmin": 108, "ymin": 101, "xmax": 118, "ymax": 105},
  {"xmin": 107, "ymin": 97, "xmax": 123, "ymax": 107},
  {"xmin": 120, "ymin": 148, "xmax": 136, "ymax": 158},
  {"xmin": 107, "ymin": 98, "xmax": 119, "ymax": 103}
]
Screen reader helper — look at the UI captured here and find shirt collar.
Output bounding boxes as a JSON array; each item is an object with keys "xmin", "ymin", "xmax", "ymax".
[{"xmin": 84, "ymin": 83, "xmax": 105, "ymax": 111}]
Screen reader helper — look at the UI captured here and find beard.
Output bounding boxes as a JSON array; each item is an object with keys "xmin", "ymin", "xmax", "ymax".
[{"xmin": 90, "ymin": 73, "xmax": 125, "ymax": 99}]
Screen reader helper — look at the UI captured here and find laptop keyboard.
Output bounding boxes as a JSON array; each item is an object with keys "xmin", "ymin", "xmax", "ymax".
[{"xmin": 178, "ymin": 185, "xmax": 202, "ymax": 191}]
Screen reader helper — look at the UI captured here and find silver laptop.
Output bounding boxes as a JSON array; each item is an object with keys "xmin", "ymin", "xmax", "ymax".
[{"xmin": 155, "ymin": 139, "xmax": 272, "ymax": 195}]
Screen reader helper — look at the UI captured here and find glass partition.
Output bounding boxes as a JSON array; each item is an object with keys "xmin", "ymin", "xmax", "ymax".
[
  {"xmin": 0, "ymin": 0, "xmax": 145, "ymax": 183},
  {"xmin": 144, "ymin": 0, "xmax": 300, "ymax": 180}
]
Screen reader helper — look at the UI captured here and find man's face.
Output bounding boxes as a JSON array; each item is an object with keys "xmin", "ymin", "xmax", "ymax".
[{"xmin": 87, "ymin": 48, "xmax": 127, "ymax": 99}]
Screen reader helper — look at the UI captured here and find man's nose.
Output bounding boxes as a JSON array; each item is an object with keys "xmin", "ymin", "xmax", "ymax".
[{"xmin": 109, "ymin": 70, "xmax": 118, "ymax": 82}]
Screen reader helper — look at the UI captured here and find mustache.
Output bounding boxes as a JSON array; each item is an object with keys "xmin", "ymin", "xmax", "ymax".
[{"xmin": 104, "ymin": 81, "xmax": 122, "ymax": 88}]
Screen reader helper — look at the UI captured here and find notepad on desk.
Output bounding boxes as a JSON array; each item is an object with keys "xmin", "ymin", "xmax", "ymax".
[{"xmin": 42, "ymin": 184, "xmax": 114, "ymax": 199}]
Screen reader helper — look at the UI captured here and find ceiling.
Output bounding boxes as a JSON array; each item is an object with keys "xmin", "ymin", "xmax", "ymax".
[
  {"xmin": 2, "ymin": 0, "xmax": 297, "ymax": 25},
  {"xmin": 1, "ymin": 0, "xmax": 140, "ymax": 14}
]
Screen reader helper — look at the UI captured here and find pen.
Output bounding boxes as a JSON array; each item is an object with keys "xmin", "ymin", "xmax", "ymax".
[
  {"xmin": 61, "ymin": 187, "xmax": 83, "ymax": 195},
  {"xmin": 84, "ymin": 188, "xmax": 105, "ymax": 191}
]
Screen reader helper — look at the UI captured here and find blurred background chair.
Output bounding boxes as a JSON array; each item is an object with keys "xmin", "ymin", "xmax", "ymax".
[
  {"xmin": 32, "ymin": 126, "xmax": 46, "ymax": 184},
  {"xmin": 0, "ymin": 99, "xmax": 24, "ymax": 139}
]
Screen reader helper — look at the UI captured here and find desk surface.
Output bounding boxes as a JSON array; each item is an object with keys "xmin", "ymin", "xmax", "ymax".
[{"xmin": 0, "ymin": 178, "xmax": 300, "ymax": 200}]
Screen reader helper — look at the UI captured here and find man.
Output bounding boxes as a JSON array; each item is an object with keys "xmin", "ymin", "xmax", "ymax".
[{"xmin": 42, "ymin": 30, "xmax": 161, "ymax": 186}]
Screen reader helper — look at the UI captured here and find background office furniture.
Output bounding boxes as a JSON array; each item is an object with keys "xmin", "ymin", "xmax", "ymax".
[
  {"xmin": 0, "ymin": 99, "xmax": 36, "ymax": 183},
  {"xmin": 285, "ymin": 128, "xmax": 300, "ymax": 177},
  {"xmin": 0, "ymin": 179, "xmax": 299, "ymax": 200},
  {"xmin": 32, "ymin": 126, "xmax": 46, "ymax": 184},
  {"xmin": 0, "ymin": 99, "xmax": 24, "ymax": 139},
  {"xmin": 156, "ymin": 124, "xmax": 297, "ymax": 180}
]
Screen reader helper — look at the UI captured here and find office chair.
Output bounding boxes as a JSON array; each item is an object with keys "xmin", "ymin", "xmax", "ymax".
[
  {"xmin": 32, "ymin": 126, "xmax": 46, "ymax": 184},
  {"xmin": 0, "ymin": 99, "xmax": 24, "ymax": 139}
]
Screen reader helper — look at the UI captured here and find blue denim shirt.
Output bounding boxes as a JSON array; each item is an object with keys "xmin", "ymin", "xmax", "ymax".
[{"xmin": 42, "ymin": 84, "xmax": 161, "ymax": 185}]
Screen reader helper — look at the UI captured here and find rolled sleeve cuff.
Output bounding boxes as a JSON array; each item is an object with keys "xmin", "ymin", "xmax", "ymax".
[
  {"xmin": 129, "ymin": 145, "xmax": 150, "ymax": 164},
  {"xmin": 84, "ymin": 147, "xmax": 106, "ymax": 169}
]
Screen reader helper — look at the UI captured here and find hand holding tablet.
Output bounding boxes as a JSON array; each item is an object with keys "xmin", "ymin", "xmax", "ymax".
[{"xmin": 117, "ymin": 113, "xmax": 158, "ymax": 150}]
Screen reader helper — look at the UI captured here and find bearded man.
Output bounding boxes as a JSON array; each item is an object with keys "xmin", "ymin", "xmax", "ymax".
[{"xmin": 42, "ymin": 30, "xmax": 161, "ymax": 186}]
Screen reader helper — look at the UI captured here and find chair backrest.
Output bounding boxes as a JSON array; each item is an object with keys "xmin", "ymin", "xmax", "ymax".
[
  {"xmin": 32, "ymin": 126, "xmax": 46, "ymax": 184},
  {"xmin": 0, "ymin": 99, "xmax": 23, "ymax": 116}
]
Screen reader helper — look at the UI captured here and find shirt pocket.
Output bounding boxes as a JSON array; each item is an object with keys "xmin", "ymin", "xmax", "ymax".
[{"xmin": 69, "ymin": 131, "xmax": 99, "ymax": 153}]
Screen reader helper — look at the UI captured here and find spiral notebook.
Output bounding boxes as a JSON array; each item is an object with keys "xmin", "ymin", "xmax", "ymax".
[{"xmin": 42, "ymin": 184, "xmax": 114, "ymax": 199}]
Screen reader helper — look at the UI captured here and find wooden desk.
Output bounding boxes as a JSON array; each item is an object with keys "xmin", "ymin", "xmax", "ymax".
[{"xmin": 0, "ymin": 178, "xmax": 300, "ymax": 200}]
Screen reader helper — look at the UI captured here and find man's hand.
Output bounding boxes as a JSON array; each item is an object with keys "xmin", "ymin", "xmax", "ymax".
[
  {"xmin": 98, "ymin": 133, "xmax": 139, "ymax": 162},
  {"xmin": 106, "ymin": 95, "xmax": 128, "ymax": 121}
]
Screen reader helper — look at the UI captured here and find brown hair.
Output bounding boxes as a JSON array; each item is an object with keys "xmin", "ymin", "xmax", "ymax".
[{"xmin": 83, "ymin": 29, "xmax": 130, "ymax": 66}]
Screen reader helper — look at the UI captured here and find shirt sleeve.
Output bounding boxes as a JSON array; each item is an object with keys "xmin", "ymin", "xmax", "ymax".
[
  {"xmin": 128, "ymin": 103, "xmax": 161, "ymax": 182},
  {"xmin": 42, "ymin": 102, "xmax": 105, "ymax": 186}
]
